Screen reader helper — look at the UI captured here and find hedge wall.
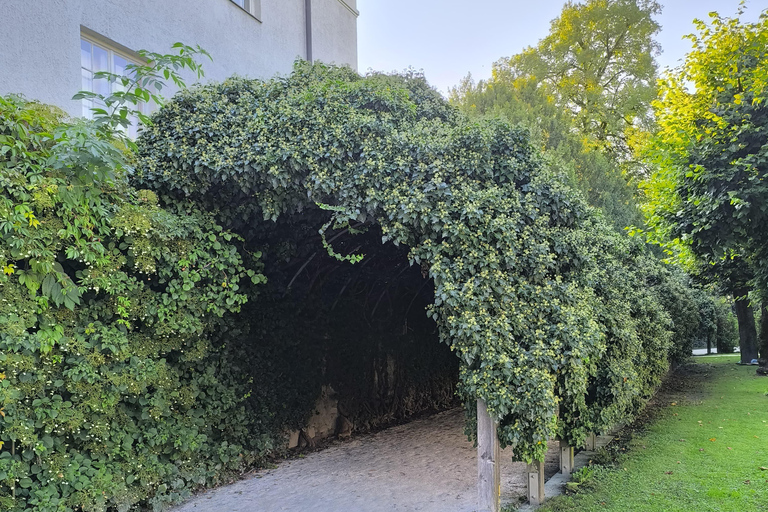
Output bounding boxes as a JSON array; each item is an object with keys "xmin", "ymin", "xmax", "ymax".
[{"xmin": 0, "ymin": 62, "xmax": 728, "ymax": 511}]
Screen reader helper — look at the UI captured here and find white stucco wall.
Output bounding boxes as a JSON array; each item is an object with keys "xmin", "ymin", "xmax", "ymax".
[
  {"xmin": 0, "ymin": 0, "xmax": 358, "ymax": 117},
  {"xmin": 312, "ymin": 0, "xmax": 359, "ymax": 68}
]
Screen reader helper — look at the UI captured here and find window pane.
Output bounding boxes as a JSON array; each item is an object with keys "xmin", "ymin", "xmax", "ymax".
[
  {"xmin": 93, "ymin": 44, "xmax": 108, "ymax": 72},
  {"xmin": 79, "ymin": 37, "xmax": 145, "ymax": 135},
  {"xmin": 81, "ymin": 68, "xmax": 92, "ymax": 92},
  {"xmin": 232, "ymin": 0, "xmax": 245, "ymax": 7},
  {"xmin": 113, "ymin": 55, "xmax": 128, "ymax": 76},
  {"xmin": 80, "ymin": 40, "xmax": 92, "ymax": 70},
  {"xmin": 82, "ymin": 99, "xmax": 93, "ymax": 118},
  {"xmin": 128, "ymin": 113, "xmax": 139, "ymax": 139},
  {"xmin": 113, "ymin": 55, "xmax": 128, "ymax": 93},
  {"xmin": 94, "ymin": 76, "xmax": 109, "ymax": 96},
  {"xmin": 93, "ymin": 98, "xmax": 106, "ymax": 115}
]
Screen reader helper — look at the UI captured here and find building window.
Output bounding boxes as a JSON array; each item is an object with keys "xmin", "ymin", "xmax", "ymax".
[
  {"xmin": 80, "ymin": 36, "xmax": 144, "ymax": 138},
  {"xmin": 230, "ymin": 0, "xmax": 261, "ymax": 20}
]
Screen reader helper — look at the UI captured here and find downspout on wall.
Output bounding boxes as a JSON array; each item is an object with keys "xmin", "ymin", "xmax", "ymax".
[{"xmin": 305, "ymin": 0, "xmax": 313, "ymax": 63}]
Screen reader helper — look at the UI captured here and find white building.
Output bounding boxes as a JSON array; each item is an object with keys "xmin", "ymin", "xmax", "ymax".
[{"xmin": 0, "ymin": 0, "xmax": 359, "ymax": 118}]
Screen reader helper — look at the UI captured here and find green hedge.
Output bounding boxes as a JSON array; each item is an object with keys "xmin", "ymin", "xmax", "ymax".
[
  {"xmin": 135, "ymin": 62, "xmax": 717, "ymax": 460},
  {"xmin": 0, "ymin": 61, "xmax": 727, "ymax": 511},
  {"xmin": 0, "ymin": 95, "xmax": 268, "ymax": 512}
]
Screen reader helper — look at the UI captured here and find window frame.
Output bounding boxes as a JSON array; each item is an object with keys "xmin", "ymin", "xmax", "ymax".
[
  {"xmin": 79, "ymin": 31, "xmax": 145, "ymax": 138},
  {"xmin": 229, "ymin": 0, "xmax": 262, "ymax": 21}
]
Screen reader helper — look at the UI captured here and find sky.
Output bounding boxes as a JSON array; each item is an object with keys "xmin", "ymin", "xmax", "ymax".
[{"xmin": 357, "ymin": 0, "xmax": 766, "ymax": 96}]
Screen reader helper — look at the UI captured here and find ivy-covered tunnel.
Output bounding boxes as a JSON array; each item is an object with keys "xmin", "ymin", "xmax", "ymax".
[
  {"xmin": 0, "ymin": 59, "xmax": 725, "ymax": 512},
  {"xmin": 221, "ymin": 209, "xmax": 460, "ymax": 447},
  {"xmin": 134, "ymin": 61, "xmax": 694, "ymax": 464}
]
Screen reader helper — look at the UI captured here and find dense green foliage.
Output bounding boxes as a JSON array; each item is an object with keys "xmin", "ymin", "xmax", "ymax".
[
  {"xmin": 450, "ymin": 0, "xmax": 662, "ymax": 230},
  {"xmin": 494, "ymin": 0, "xmax": 661, "ymax": 165},
  {"xmin": 451, "ymin": 74, "xmax": 641, "ymax": 231},
  {"xmin": 0, "ymin": 94, "xmax": 273, "ymax": 511},
  {"xmin": 136, "ymin": 62, "xmax": 714, "ymax": 463},
  {"xmin": 0, "ymin": 51, "xmax": 730, "ymax": 511},
  {"xmin": 642, "ymin": 9, "xmax": 768, "ymax": 365}
]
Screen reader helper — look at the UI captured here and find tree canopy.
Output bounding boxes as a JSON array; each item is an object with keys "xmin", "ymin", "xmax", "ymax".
[
  {"xmin": 641, "ymin": 8, "xmax": 768, "ymax": 364},
  {"xmin": 450, "ymin": 71, "xmax": 642, "ymax": 231},
  {"xmin": 450, "ymin": 0, "xmax": 662, "ymax": 231},
  {"xmin": 494, "ymin": 0, "xmax": 661, "ymax": 163}
]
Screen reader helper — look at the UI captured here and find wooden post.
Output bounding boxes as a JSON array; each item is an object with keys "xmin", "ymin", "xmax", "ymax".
[
  {"xmin": 477, "ymin": 399, "xmax": 501, "ymax": 512},
  {"xmin": 560, "ymin": 442, "xmax": 574, "ymax": 475},
  {"xmin": 585, "ymin": 433, "xmax": 597, "ymax": 451},
  {"xmin": 527, "ymin": 460, "xmax": 545, "ymax": 506}
]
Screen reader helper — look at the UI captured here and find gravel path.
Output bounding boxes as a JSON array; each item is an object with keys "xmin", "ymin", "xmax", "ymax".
[{"xmin": 173, "ymin": 408, "xmax": 561, "ymax": 512}]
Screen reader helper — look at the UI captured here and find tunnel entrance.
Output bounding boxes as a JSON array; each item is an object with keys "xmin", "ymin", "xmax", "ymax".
[{"xmin": 217, "ymin": 207, "xmax": 460, "ymax": 449}]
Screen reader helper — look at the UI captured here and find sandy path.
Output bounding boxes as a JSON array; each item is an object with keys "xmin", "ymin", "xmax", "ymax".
[{"xmin": 173, "ymin": 408, "xmax": 561, "ymax": 512}]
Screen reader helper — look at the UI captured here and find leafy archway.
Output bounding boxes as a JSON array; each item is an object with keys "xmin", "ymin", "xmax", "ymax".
[{"xmin": 136, "ymin": 62, "xmax": 679, "ymax": 462}]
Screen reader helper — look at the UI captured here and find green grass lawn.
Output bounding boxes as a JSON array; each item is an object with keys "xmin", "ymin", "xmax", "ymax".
[{"xmin": 539, "ymin": 355, "xmax": 768, "ymax": 512}]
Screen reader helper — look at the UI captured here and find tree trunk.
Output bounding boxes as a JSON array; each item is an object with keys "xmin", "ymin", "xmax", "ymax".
[
  {"xmin": 733, "ymin": 289, "xmax": 758, "ymax": 364},
  {"xmin": 758, "ymin": 305, "xmax": 768, "ymax": 375}
]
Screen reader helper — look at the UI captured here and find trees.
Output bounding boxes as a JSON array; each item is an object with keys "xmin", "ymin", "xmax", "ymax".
[
  {"xmin": 451, "ymin": 0, "xmax": 662, "ymax": 230},
  {"xmin": 494, "ymin": 0, "xmax": 661, "ymax": 163},
  {"xmin": 451, "ymin": 73, "xmax": 642, "ymax": 231},
  {"xmin": 643, "ymin": 8, "xmax": 768, "ymax": 367}
]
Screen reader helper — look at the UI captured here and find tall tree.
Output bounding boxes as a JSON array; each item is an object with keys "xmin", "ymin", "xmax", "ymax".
[
  {"xmin": 451, "ymin": 74, "xmax": 642, "ymax": 230},
  {"xmin": 450, "ymin": 0, "xmax": 661, "ymax": 228},
  {"xmin": 494, "ymin": 0, "xmax": 661, "ymax": 165},
  {"xmin": 643, "ymin": 8, "xmax": 768, "ymax": 368}
]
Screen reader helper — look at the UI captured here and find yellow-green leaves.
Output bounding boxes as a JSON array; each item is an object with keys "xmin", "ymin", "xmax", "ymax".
[
  {"xmin": 0, "ymin": 92, "xmax": 267, "ymax": 511},
  {"xmin": 643, "ymin": 8, "xmax": 768, "ymax": 298}
]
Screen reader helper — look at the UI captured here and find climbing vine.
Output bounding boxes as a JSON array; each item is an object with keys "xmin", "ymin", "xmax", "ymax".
[{"xmin": 136, "ymin": 62, "xmax": 714, "ymax": 462}]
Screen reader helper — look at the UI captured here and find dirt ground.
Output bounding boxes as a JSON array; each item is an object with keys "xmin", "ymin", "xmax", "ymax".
[{"xmin": 172, "ymin": 408, "xmax": 561, "ymax": 512}]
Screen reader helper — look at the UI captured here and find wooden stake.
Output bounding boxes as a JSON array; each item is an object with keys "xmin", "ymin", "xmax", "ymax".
[
  {"xmin": 527, "ymin": 460, "xmax": 545, "ymax": 506},
  {"xmin": 477, "ymin": 399, "xmax": 501, "ymax": 512},
  {"xmin": 12, "ymin": 440, "xmax": 15, "ymax": 499},
  {"xmin": 560, "ymin": 442, "xmax": 574, "ymax": 475},
  {"xmin": 585, "ymin": 433, "xmax": 597, "ymax": 451}
]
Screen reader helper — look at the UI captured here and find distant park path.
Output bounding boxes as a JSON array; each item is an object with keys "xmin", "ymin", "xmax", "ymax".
[{"xmin": 172, "ymin": 408, "xmax": 560, "ymax": 512}]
